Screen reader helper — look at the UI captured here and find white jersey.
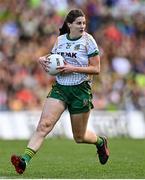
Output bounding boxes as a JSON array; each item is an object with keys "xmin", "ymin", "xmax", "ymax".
[{"xmin": 51, "ymin": 32, "xmax": 99, "ymax": 85}]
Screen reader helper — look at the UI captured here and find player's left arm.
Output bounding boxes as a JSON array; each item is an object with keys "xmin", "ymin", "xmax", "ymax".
[
  {"xmin": 57, "ymin": 55, "xmax": 100, "ymax": 75},
  {"xmin": 74, "ymin": 55, "xmax": 100, "ymax": 74},
  {"xmin": 87, "ymin": 54, "xmax": 100, "ymax": 74}
]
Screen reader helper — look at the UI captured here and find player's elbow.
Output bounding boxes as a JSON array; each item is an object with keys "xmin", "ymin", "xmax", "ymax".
[{"xmin": 93, "ymin": 67, "xmax": 100, "ymax": 75}]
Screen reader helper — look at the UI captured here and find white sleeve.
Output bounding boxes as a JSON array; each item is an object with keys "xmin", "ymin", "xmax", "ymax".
[{"xmin": 86, "ymin": 34, "xmax": 99, "ymax": 57}]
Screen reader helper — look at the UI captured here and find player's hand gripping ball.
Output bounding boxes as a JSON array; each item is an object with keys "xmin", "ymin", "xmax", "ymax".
[{"xmin": 45, "ymin": 54, "xmax": 64, "ymax": 75}]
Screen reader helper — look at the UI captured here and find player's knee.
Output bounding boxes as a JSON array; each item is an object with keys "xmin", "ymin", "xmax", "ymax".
[
  {"xmin": 73, "ymin": 134, "xmax": 85, "ymax": 143},
  {"xmin": 37, "ymin": 121, "xmax": 52, "ymax": 136}
]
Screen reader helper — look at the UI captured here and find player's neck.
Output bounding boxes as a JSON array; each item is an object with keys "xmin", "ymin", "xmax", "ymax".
[{"xmin": 67, "ymin": 33, "xmax": 82, "ymax": 41}]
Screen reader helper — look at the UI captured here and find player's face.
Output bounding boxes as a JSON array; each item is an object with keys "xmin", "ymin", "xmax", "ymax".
[{"xmin": 68, "ymin": 16, "xmax": 86, "ymax": 38}]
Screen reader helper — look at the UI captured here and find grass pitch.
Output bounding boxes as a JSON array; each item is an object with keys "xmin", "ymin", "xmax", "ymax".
[{"xmin": 0, "ymin": 138, "xmax": 145, "ymax": 179}]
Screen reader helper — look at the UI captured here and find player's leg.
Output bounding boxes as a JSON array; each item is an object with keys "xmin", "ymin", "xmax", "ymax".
[
  {"xmin": 27, "ymin": 98, "xmax": 65, "ymax": 151},
  {"xmin": 70, "ymin": 112, "xmax": 109, "ymax": 164},
  {"xmin": 11, "ymin": 97, "xmax": 66, "ymax": 174},
  {"xmin": 70, "ymin": 111, "xmax": 97, "ymax": 143}
]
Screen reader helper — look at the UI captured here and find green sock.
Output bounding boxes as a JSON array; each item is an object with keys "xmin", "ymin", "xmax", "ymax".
[
  {"xmin": 22, "ymin": 147, "xmax": 36, "ymax": 164},
  {"xmin": 96, "ymin": 137, "xmax": 104, "ymax": 147}
]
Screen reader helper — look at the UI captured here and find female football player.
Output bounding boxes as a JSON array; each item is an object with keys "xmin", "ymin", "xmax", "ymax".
[{"xmin": 11, "ymin": 9, "xmax": 109, "ymax": 174}]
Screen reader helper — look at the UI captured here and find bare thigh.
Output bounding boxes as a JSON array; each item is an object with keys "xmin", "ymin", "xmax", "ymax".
[
  {"xmin": 37, "ymin": 97, "xmax": 66, "ymax": 136},
  {"xmin": 70, "ymin": 111, "xmax": 90, "ymax": 139}
]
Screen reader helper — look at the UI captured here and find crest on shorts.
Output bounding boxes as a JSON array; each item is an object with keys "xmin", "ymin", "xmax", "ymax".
[{"xmin": 83, "ymin": 99, "xmax": 88, "ymax": 106}]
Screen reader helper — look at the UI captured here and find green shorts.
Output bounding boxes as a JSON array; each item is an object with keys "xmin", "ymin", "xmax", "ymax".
[{"xmin": 47, "ymin": 81, "xmax": 94, "ymax": 114}]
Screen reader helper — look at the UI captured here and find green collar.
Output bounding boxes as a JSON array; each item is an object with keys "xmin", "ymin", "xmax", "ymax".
[{"xmin": 66, "ymin": 34, "xmax": 82, "ymax": 41}]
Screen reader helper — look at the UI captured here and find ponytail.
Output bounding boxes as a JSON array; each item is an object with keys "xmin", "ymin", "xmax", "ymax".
[{"xmin": 59, "ymin": 21, "xmax": 70, "ymax": 35}]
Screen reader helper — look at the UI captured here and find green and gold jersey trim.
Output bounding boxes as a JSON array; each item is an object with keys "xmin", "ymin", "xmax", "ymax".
[
  {"xmin": 66, "ymin": 34, "xmax": 82, "ymax": 41},
  {"xmin": 88, "ymin": 50, "xmax": 99, "ymax": 58}
]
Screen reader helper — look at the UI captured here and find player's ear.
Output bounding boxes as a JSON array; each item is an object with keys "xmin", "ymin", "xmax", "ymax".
[{"xmin": 67, "ymin": 23, "xmax": 71, "ymax": 28}]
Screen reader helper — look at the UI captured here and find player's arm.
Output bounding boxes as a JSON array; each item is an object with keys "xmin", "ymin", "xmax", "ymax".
[
  {"xmin": 57, "ymin": 55, "xmax": 100, "ymax": 75},
  {"xmin": 74, "ymin": 55, "xmax": 100, "ymax": 74}
]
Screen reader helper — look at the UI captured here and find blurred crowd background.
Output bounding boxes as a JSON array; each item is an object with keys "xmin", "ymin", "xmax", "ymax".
[{"xmin": 0, "ymin": 0, "xmax": 145, "ymax": 112}]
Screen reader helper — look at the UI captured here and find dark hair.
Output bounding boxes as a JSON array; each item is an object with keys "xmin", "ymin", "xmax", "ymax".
[{"xmin": 59, "ymin": 9, "xmax": 85, "ymax": 35}]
